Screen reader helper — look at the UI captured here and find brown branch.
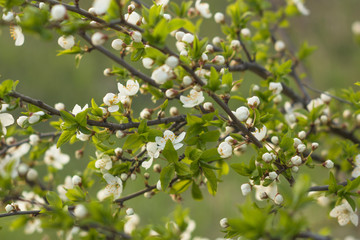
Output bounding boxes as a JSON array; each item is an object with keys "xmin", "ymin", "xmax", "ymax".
[
  {"xmin": 308, "ymin": 178, "xmax": 355, "ymax": 192},
  {"xmin": 0, "ymin": 210, "xmax": 40, "ymax": 218}
]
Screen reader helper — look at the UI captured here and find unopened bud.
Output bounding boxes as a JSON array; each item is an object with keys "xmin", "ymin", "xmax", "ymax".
[
  {"xmin": 26, "ymin": 168, "xmax": 38, "ymax": 182},
  {"xmin": 72, "ymin": 175, "xmax": 82, "ymax": 186},
  {"xmin": 114, "ymin": 147, "xmax": 123, "ymax": 157},
  {"xmin": 165, "ymin": 89, "xmax": 178, "ymax": 99},
  {"xmin": 103, "ymin": 68, "xmax": 113, "ymax": 76},
  {"xmin": 323, "ymin": 160, "xmax": 334, "ymax": 169},
  {"xmin": 75, "ymin": 149, "xmax": 84, "ymax": 159},
  {"xmin": 203, "ymin": 102, "xmax": 214, "ymax": 112},
  {"xmin": 153, "ymin": 164, "xmax": 161, "ymax": 173},
  {"xmin": 144, "ymin": 172, "xmax": 150, "ymax": 179}
]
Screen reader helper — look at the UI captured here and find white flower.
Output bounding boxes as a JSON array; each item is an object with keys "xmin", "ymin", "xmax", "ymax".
[
  {"xmin": 102, "ymin": 173, "xmax": 123, "ymax": 200},
  {"xmin": 72, "ymin": 104, "xmax": 88, "ymax": 116},
  {"xmin": 103, "ymin": 93, "xmax": 120, "ymax": 112},
  {"xmin": 44, "ymin": 145, "xmax": 70, "ymax": 170},
  {"xmin": 320, "ymin": 92, "xmax": 331, "ymax": 104},
  {"xmin": 182, "ymin": 33, "xmax": 195, "ymax": 44},
  {"xmin": 165, "ymin": 56, "xmax": 179, "ymax": 68},
  {"xmin": 57, "ymin": 176, "xmax": 73, "ymax": 201},
  {"xmin": 271, "ymin": 136, "xmax": 279, "ymax": 145},
  {"xmin": 241, "ymin": 183, "xmax": 252, "ymax": 196},
  {"xmin": 51, "ymin": 4, "xmax": 67, "ymax": 21},
  {"xmin": 262, "ymin": 152, "xmax": 273, "ymax": 163},
  {"xmin": 2, "ymin": 12, "xmax": 14, "ymax": 22},
  {"xmin": 200, "ymin": 53, "xmax": 208, "ymax": 62},
  {"xmin": 28, "ymin": 111, "xmax": 45, "ymax": 124},
  {"xmin": 54, "ymin": 102, "xmax": 65, "ymax": 111},
  {"xmin": 183, "ymin": 76, "xmax": 193, "ymax": 86},
  {"xmin": 217, "ymin": 142, "xmax": 232, "ymax": 158},
  {"xmin": 274, "ymin": 40, "xmax": 285, "ymax": 52},
  {"xmin": 352, "ymin": 21, "xmax": 360, "ymax": 35},
  {"xmin": 131, "ymin": 31, "xmax": 142, "ymax": 42},
  {"xmin": 155, "ymin": 130, "xmax": 186, "ymax": 150},
  {"xmin": 247, "ymin": 96, "xmax": 260, "ymax": 108},
  {"xmin": 0, "ymin": 113, "xmax": 14, "ymax": 135},
  {"xmin": 25, "ymin": 219, "xmax": 43, "ymax": 234},
  {"xmin": 155, "ymin": 0, "xmax": 169, "ymax": 6},
  {"xmin": 241, "ymin": 28, "xmax": 251, "ymax": 38},
  {"xmin": 29, "ymin": 134, "xmax": 40, "ymax": 146},
  {"xmin": 252, "ymin": 125, "xmax": 267, "ymax": 141},
  {"xmin": 91, "ymin": 32, "xmax": 107, "ymax": 46},
  {"xmin": 124, "ymin": 12, "xmax": 141, "ymax": 25},
  {"xmin": 180, "ymin": 89, "xmax": 205, "ymax": 108},
  {"xmin": 298, "ymin": 131, "xmax": 306, "ymax": 140},
  {"xmin": 142, "ymin": 142, "xmax": 160, "ymax": 169},
  {"xmin": 323, "ymin": 160, "xmax": 334, "ymax": 169},
  {"xmin": 111, "ymin": 39, "xmax": 124, "ymax": 50},
  {"xmin": 212, "ymin": 55, "xmax": 225, "ymax": 65},
  {"xmin": 76, "ymin": 131, "xmax": 90, "ymax": 141},
  {"xmin": 92, "ymin": 0, "xmax": 111, "ymax": 15},
  {"xmin": 10, "ymin": 26, "xmax": 24, "ymax": 46},
  {"xmin": 58, "ymin": 35, "xmax": 75, "ymax": 49},
  {"xmin": 269, "ymin": 171, "xmax": 278, "ymax": 180},
  {"xmin": 219, "ymin": 218, "xmax": 229, "ymax": 228},
  {"xmin": 254, "ymin": 181, "xmax": 277, "ymax": 201},
  {"xmin": 214, "ymin": 12, "xmax": 225, "ymax": 23},
  {"xmin": 95, "ymin": 154, "xmax": 113, "ymax": 171},
  {"xmin": 72, "ymin": 175, "xmax": 82, "ymax": 186},
  {"xmin": 291, "ymin": 155, "xmax": 302, "ymax": 166},
  {"xmin": 297, "ymin": 143, "xmax": 306, "ymax": 153},
  {"xmin": 74, "ymin": 204, "xmax": 88, "ymax": 218},
  {"xmin": 151, "ymin": 64, "xmax": 172, "ymax": 84},
  {"xmin": 195, "ymin": 0, "xmax": 212, "ymax": 18},
  {"xmin": 124, "ymin": 214, "xmax": 140, "ymax": 234},
  {"xmin": 175, "ymin": 31, "xmax": 185, "ymax": 41},
  {"xmin": 142, "ymin": 58, "xmax": 154, "ymax": 69},
  {"xmin": 307, "ymin": 98, "xmax": 324, "ymax": 111},
  {"xmin": 230, "ymin": 40, "xmax": 241, "ymax": 50},
  {"xmin": 232, "ymin": 106, "xmax": 249, "ymax": 122},
  {"xmin": 274, "ymin": 193, "xmax": 284, "ymax": 205},
  {"xmin": 292, "ymin": 0, "xmax": 310, "ymax": 16},
  {"xmin": 269, "ymin": 82, "xmax": 283, "ymax": 95},
  {"xmin": 206, "ymin": 44, "xmax": 214, "ymax": 52},
  {"xmin": 330, "ymin": 201, "xmax": 358, "ymax": 226}
]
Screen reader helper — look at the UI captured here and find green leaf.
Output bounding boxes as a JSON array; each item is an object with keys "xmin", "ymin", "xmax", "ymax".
[
  {"xmin": 207, "ymin": 67, "xmax": 221, "ymax": 91},
  {"xmin": 174, "ymin": 162, "xmax": 192, "ymax": 176},
  {"xmin": 123, "ymin": 133, "xmax": 143, "ymax": 152},
  {"xmin": 345, "ymin": 176, "xmax": 360, "ymax": 192},
  {"xmin": 57, "ymin": 130, "xmax": 76, "ymax": 148},
  {"xmin": 168, "ymin": 18, "xmax": 186, "ymax": 32},
  {"xmin": 345, "ymin": 195, "xmax": 357, "ymax": 211},
  {"xmin": 60, "ymin": 110, "xmax": 76, "ymax": 123},
  {"xmin": 231, "ymin": 163, "xmax": 254, "ymax": 176},
  {"xmin": 191, "ymin": 182, "xmax": 203, "ymax": 200},
  {"xmin": 162, "ymin": 140, "xmax": 178, "ymax": 163},
  {"xmin": 200, "ymin": 148, "xmax": 221, "ymax": 162},
  {"xmin": 279, "ymin": 131, "xmax": 293, "ymax": 152},
  {"xmin": 170, "ymin": 179, "xmax": 192, "ymax": 194},
  {"xmin": 75, "ymin": 108, "xmax": 89, "ymax": 127},
  {"xmin": 138, "ymin": 119, "xmax": 148, "ymax": 134},
  {"xmin": 160, "ymin": 163, "xmax": 175, "ymax": 190},
  {"xmin": 46, "ymin": 191, "xmax": 63, "ymax": 209},
  {"xmin": 202, "ymin": 166, "xmax": 217, "ymax": 194},
  {"xmin": 65, "ymin": 186, "xmax": 86, "ymax": 202}
]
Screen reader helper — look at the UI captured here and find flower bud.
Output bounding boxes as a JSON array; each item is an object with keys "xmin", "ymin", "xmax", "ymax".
[
  {"xmin": 320, "ymin": 115, "xmax": 328, "ymax": 124},
  {"xmin": 54, "ymin": 102, "xmax": 65, "ymax": 111},
  {"xmin": 206, "ymin": 44, "xmax": 214, "ymax": 53},
  {"xmin": 126, "ymin": 208, "xmax": 134, "ymax": 216},
  {"xmin": 271, "ymin": 136, "xmax": 279, "ymax": 145},
  {"xmin": 120, "ymin": 173, "xmax": 128, "ymax": 181},
  {"xmin": 274, "ymin": 40, "xmax": 285, "ymax": 52},
  {"xmin": 114, "ymin": 147, "xmax": 123, "ymax": 157},
  {"xmin": 291, "ymin": 156, "xmax": 302, "ymax": 166},
  {"xmin": 212, "ymin": 55, "xmax": 225, "ymax": 65},
  {"xmin": 182, "ymin": 76, "xmax": 193, "ymax": 86},
  {"xmin": 74, "ymin": 204, "xmax": 88, "ymax": 218},
  {"xmin": 163, "ymin": 13, "xmax": 171, "ymax": 21},
  {"xmin": 144, "ymin": 172, "xmax": 150, "ymax": 180},
  {"xmin": 212, "ymin": 36, "xmax": 221, "ymax": 46},
  {"xmin": 111, "ymin": 39, "xmax": 124, "ymax": 50},
  {"xmin": 203, "ymin": 102, "xmax": 214, "ymax": 112},
  {"xmin": 130, "ymin": 173, "xmax": 136, "ymax": 180},
  {"xmin": 241, "ymin": 28, "xmax": 251, "ymax": 38},
  {"xmin": 153, "ymin": 164, "xmax": 161, "ymax": 173},
  {"xmin": 140, "ymin": 108, "xmax": 153, "ymax": 119},
  {"xmin": 269, "ymin": 171, "xmax": 278, "ymax": 180},
  {"xmin": 72, "ymin": 175, "xmax": 82, "ymax": 186},
  {"xmin": 103, "ymin": 68, "xmax": 113, "ymax": 76},
  {"xmin": 17, "ymin": 163, "xmax": 29, "ymax": 176},
  {"xmin": 75, "ymin": 149, "xmax": 84, "ymax": 159},
  {"xmin": 352, "ymin": 21, "xmax": 360, "ymax": 35},
  {"xmin": 169, "ymin": 107, "xmax": 179, "ymax": 116},
  {"xmin": 273, "ymin": 94, "xmax": 282, "ymax": 104},
  {"xmin": 142, "ymin": 58, "xmax": 154, "ymax": 69},
  {"xmin": 180, "ymin": 50, "xmax": 188, "ymax": 56},
  {"xmin": 200, "ymin": 53, "xmax": 208, "ymax": 62},
  {"xmin": 247, "ymin": 96, "xmax": 260, "ymax": 108},
  {"xmin": 297, "ymin": 143, "xmax": 306, "ymax": 153},
  {"xmin": 144, "ymin": 191, "xmax": 153, "ymax": 198},
  {"xmin": 274, "ymin": 193, "xmax": 283, "ymax": 205},
  {"xmin": 240, "ymin": 183, "xmax": 252, "ymax": 196},
  {"xmin": 29, "ymin": 134, "xmax": 40, "ymax": 146},
  {"xmin": 182, "ymin": 33, "xmax": 194, "ymax": 43},
  {"xmin": 230, "ymin": 40, "xmax": 241, "ymax": 50},
  {"xmin": 219, "ymin": 218, "xmax": 229, "ymax": 228},
  {"xmin": 91, "ymin": 32, "xmax": 107, "ymax": 46},
  {"xmin": 175, "ymin": 31, "xmax": 185, "ymax": 41},
  {"xmin": 58, "ymin": 35, "xmax": 75, "ymax": 50},
  {"xmin": 311, "ymin": 142, "xmax": 319, "ymax": 150},
  {"xmin": 26, "ymin": 168, "xmax": 38, "ymax": 182},
  {"xmin": 343, "ymin": 109, "xmax": 351, "ymax": 119},
  {"xmin": 116, "ymin": 130, "xmax": 125, "ymax": 138},
  {"xmin": 262, "ymin": 152, "xmax": 273, "ymax": 163},
  {"xmin": 5, "ymin": 204, "xmax": 14, "ymax": 213},
  {"xmin": 165, "ymin": 56, "xmax": 179, "ymax": 68},
  {"xmin": 2, "ymin": 12, "xmax": 14, "ymax": 22},
  {"xmin": 128, "ymin": 4, "xmax": 135, "ymax": 13},
  {"xmin": 323, "ymin": 160, "xmax": 334, "ymax": 169},
  {"xmin": 292, "ymin": 166, "xmax": 299, "ymax": 172},
  {"xmin": 293, "ymin": 138, "xmax": 302, "ymax": 147},
  {"xmin": 156, "ymin": 180, "xmax": 162, "ymax": 191},
  {"xmin": 17, "ymin": 116, "xmax": 28, "ymax": 128},
  {"xmin": 51, "ymin": 4, "xmax": 67, "ymax": 21},
  {"xmin": 131, "ymin": 31, "xmax": 142, "ymax": 42},
  {"xmin": 214, "ymin": 12, "xmax": 225, "ymax": 24},
  {"xmin": 165, "ymin": 89, "xmax": 178, "ymax": 99}
]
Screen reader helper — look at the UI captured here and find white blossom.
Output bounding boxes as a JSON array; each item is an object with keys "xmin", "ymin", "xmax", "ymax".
[
  {"xmin": 51, "ymin": 4, "xmax": 67, "ymax": 21},
  {"xmin": 298, "ymin": 131, "xmax": 306, "ymax": 140},
  {"xmin": 274, "ymin": 40, "xmax": 286, "ymax": 52},
  {"xmin": 232, "ymin": 106, "xmax": 249, "ymax": 122},
  {"xmin": 72, "ymin": 104, "xmax": 88, "ymax": 116},
  {"xmin": 291, "ymin": 155, "xmax": 302, "ymax": 166},
  {"xmin": 2, "ymin": 12, "xmax": 14, "ymax": 22},
  {"xmin": 155, "ymin": 130, "xmax": 186, "ymax": 150},
  {"xmin": 182, "ymin": 33, "xmax": 195, "ymax": 43},
  {"xmin": 141, "ymin": 142, "xmax": 160, "ymax": 169},
  {"xmin": 0, "ymin": 113, "xmax": 14, "ymax": 135},
  {"xmin": 74, "ymin": 204, "xmax": 88, "ymax": 218},
  {"xmin": 175, "ymin": 31, "xmax": 185, "ymax": 41},
  {"xmin": 252, "ymin": 125, "xmax": 267, "ymax": 141},
  {"xmin": 320, "ymin": 92, "xmax": 332, "ymax": 103},
  {"xmin": 165, "ymin": 56, "xmax": 179, "ymax": 68},
  {"xmin": 155, "ymin": 0, "xmax": 169, "ymax": 6},
  {"xmin": 142, "ymin": 58, "xmax": 154, "ymax": 69},
  {"xmin": 124, "ymin": 12, "xmax": 141, "ymax": 25},
  {"xmin": 217, "ymin": 142, "xmax": 232, "ymax": 158},
  {"xmin": 271, "ymin": 136, "xmax": 279, "ymax": 145},
  {"xmin": 44, "ymin": 145, "xmax": 70, "ymax": 170},
  {"xmin": 58, "ymin": 35, "xmax": 75, "ymax": 49},
  {"xmin": 95, "ymin": 154, "xmax": 113, "ymax": 172},
  {"xmin": 111, "ymin": 39, "xmax": 124, "ymax": 50},
  {"xmin": 124, "ymin": 214, "xmax": 140, "ymax": 234},
  {"xmin": 214, "ymin": 12, "xmax": 225, "ymax": 23},
  {"xmin": 24, "ymin": 219, "xmax": 43, "ymax": 234},
  {"xmin": 55, "ymin": 102, "xmax": 65, "ymax": 111},
  {"xmin": 206, "ymin": 44, "xmax": 214, "ymax": 52},
  {"xmin": 10, "ymin": 26, "xmax": 24, "ymax": 46},
  {"xmin": 219, "ymin": 218, "xmax": 229, "ymax": 228},
  {"xmin": 195, "ymin": 0, "xmax": 212, "ymax": 18},
  {"xmin": 330, "ymin": 200, "xmax": 358, "ymax": 226},
  {"xmin": 92, "ymin": 0, "xmax": 111, "ymax": 15},
  {"xmin": 269, "ymin": 82, "xmax": 283, "ymax": 95},
  {"xmin": 247, "ymin": 96, "xmax": 260, "ymax": 108},
  {"xmin": 170, "ymin": 106, "xmax": 179, "ymax": 116},
  {"xmin": 180, "ymin": 89, "xmax": 205, "ymax": 108},
  {"xmin": 29, "ymin": 134, "xmax": 40, "ymax": 146},
  {"xmin": 262, "ymin": 152, "xmax": 273, "ymax": 163},
  {"xmin": 151, "ymin": 64, "xmax": 172, "ymax": 84},
  {"xmin": 26, "ymin": 168, "xmax": 38, "ymax": 182},
  {"xmin": 28, "ymin": 111, "xmax": 45, "ymax": 124},
  {"xmin": 57, "ymin": 176, "xmax": 73, "ymax": 201},
  {"xmin": 183, "ymin": 76, "xmax": 193, "ymax": 86},
  {"xmin": 230, "ymin": 40, "xmax": 241, "ymax": 50},
  {"xmin": 72, "ymin": 175, "xmax": 82, "ymax": 186},
  {"xmin": 274, "ymin": 193, "xmax": 284, "ymax": 205},
  {"xmin": 5, "ymin": 204, "xmax": 14, "ymax": 213},
  {"xmin": 131, "ymin": 31, "xmax": 142, "ymax": 42},
  {"xmin": 323, "ymin": 160, "xmax": 334, "ymax": 169},
  {"xmin": 254, "ymin": 181, "xmax": 277, "ymax": 201},
  {"xmin": 140, "ymin": 108, "xmax": 152, "ymax": 119},
  {"xmin": 307, "ymin": 98, "xmax": 324, "ymax": 111},
  {"xmin": 103, "ymin": 93, "xmax": 120, "ymax": 112},
  {"xmin": 297, "ymin": 143, "xmax": 306, "ymax": 153},
  {"xmin": 269, "ymin": 171, "xmax": 278, "ymax": 180},
  {"xmin": 91, "ymin": 32, "xmax": 107, "ymax": 46},
  {"xmin": 241, "ymin": 183, "xmax": 252, "ymax": 196},
  {"xmin": 241, "ymin": 28, "xmax": 251, "ymax": 38},
  {"xmin": 101, "ymin": 173, "xmax": 123, "ymax": 200}
]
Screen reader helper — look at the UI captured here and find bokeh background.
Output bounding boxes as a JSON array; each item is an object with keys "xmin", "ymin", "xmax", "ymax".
[{"xmin": 1, "ymin": 0, "xmax": 360, "ymax": 238}]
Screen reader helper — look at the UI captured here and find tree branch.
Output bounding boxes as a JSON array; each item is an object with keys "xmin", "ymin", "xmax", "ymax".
[
  {"xmin": 308, "ymin": 178, "xmax": 355, "ymax": 192},
  {"xmin": 296, "ymin": 231, "xmax": 332, "ymax": 240},
  {"xmin": 0, "ymin": 210, "xmax": 40, "ymax": 218}
]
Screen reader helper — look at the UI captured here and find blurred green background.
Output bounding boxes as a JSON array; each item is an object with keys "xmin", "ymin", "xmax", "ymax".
[{"xmin": 1, "ymin": 0, "xmax": 360, "ymax": 239}]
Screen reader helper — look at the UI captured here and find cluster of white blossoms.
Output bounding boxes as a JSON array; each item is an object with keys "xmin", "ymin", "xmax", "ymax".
[
  {"xmin": 17, "ymin": 111, "xmax": 45, "ymax": 128},
  {"xmin": 240, "ymin": 181, "xmax": 283, "ymax": 205},
  {"xmin": 141, "ymin": 130, "xmax": 186, "ymax": 169},
  {"xmin": 103, "ymin": 79, "xmax": 140, "ymax": 113}
]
